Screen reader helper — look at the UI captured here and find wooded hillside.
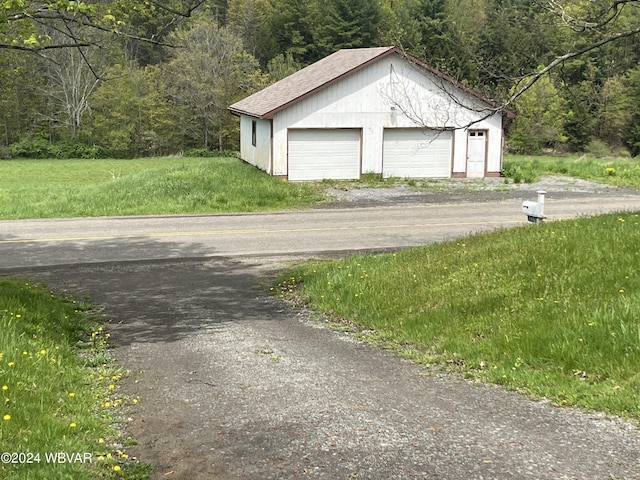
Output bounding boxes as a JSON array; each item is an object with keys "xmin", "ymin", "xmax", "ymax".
[{"xmin": 1, "ymin": 0, "xmax": 639, "ymax": 158}]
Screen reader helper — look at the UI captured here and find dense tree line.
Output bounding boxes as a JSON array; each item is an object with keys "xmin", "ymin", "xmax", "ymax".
[{"xmin": 1, "ymin": 0, "xmax": 639, "ymax": 158}]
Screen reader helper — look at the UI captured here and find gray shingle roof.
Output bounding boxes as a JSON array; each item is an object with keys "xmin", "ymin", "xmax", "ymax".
[
  {"xmin": 229, "ymin": 46, "xmax": 515, "ymax": 120},
  {"xmin": 229, "ymin": 47, "xmax": 394, "ymax": 119}
]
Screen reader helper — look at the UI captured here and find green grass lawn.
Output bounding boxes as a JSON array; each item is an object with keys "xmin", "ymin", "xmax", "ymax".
[
  {"xmin": 1, "ymin": 154, "xmax": 640, "ymax": 220},
  {"xmin": 0, "ymin": 157, "xmax": 323, "ymax": 219},
  {"xmin": 0, "ymin": 278, "xmax": 151, "ymax": 479},
  {"xmin": 279, "ymin": 211, "xmax": 640, "ymax": 421}
]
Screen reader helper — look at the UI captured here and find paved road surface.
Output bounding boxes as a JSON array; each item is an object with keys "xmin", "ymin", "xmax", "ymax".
[{"xmin": 3, "ymin": 195, "xmax": 640, "ymax": 269}]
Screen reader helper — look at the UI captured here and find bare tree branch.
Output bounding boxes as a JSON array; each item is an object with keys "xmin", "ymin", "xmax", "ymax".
[
  {"xmin": 503, "ymin": 22, "xmax": 640, "ymax": 111},
  {"xmin": 539, "ymin": 0, "xmax": 638, "ymax": 31},
  {"xmin": 144, "ymin": 0, "xmax": 208, "ymax": 18}
]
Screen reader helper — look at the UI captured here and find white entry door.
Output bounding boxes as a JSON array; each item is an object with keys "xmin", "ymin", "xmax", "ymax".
[{"xmin": 467, "ymin": 130, "xmax": 487, "ymax": 178}]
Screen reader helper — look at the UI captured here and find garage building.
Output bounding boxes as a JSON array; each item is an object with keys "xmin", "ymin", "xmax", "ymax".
[{"xmin": 229, "ymin": 47, "xmax": 513, "ymax": 181}]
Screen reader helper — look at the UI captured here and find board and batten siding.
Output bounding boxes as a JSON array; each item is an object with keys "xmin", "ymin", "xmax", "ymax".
[
  {"xmin": 265, "ymin": 51, "xmax": 503, "ymax": 179},
  {"xmin": 239, "ymin": 115, "xmax": 271, "ymax": 173}
]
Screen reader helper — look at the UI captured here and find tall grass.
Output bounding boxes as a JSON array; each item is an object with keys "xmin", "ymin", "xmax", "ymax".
[
  {"xmin": 0, "ymin": 157, "xmax": 323, "ymax": 219},
  {"xmin": 0, "ymin": 279, "xmax": 150, "ymax": 479},
  {"xmin": 502, "ymin": 155, "xmax": 640, "ymax": 187},
  {"xmin": 280, "ymin": 212, "xmax": 640, "ymax": 419}
]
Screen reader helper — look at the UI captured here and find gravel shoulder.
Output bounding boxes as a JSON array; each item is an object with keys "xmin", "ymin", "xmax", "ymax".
[
  {"xmin": 319, "ymin": 175, "xmax": 640, "ymax": 207},
  {"xmin": 16, "ymin": 177, "xmax": 640, "ymax": 480}
]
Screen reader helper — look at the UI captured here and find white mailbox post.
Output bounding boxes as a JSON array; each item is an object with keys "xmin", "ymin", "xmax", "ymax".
[{"xmin": 522, "ymin": 190, "xmax": 547, "ymax": 224}]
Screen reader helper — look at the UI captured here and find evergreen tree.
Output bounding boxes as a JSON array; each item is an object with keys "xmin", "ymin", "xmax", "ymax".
[{"xmin": 312, "ymin": 0, "xmax": 381, "ymax": 60}]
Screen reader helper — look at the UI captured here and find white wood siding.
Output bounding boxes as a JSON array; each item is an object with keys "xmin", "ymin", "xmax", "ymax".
[
  {"xmin": 288, "ymin": 129, "xmax": 361, "ymax": 181},
  {"xmin": 263, "ymin": 52, "xmax": 503, "ymax": 179},
  {"xmin": 239, "ymin": 116, "xmax": 271, "ymax": 172}
]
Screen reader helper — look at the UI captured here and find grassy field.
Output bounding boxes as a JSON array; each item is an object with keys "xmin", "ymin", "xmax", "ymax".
[
  {"xmin": 279, "ymin": 211, "xmax": 640, "ymax": 421},
  {"xmin": 502, "ymin": 154, "xmax": 640, "ymax": 187},
  {"xmin": 1, "ymin": 154, "xmax": 640, "ymax": 219},
  {"xmin": 0, "ymin": 278, "xmax": 150, "ymax": 479},
  {"xmin": 0, "ymin": 157, "xmax": 323, "ymax": 219}
]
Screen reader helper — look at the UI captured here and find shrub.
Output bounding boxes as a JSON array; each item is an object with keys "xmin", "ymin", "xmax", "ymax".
[
  {"xmin": 10, "ymin": 139, "xmax": 111, "ymax": 159},
  {"xmin": 186, "ymin": 148, "xmax": 237, "ymax": 158},
  {"xmin": 11, "ymin": 138, "xmax": 51, "ymax": 158}
]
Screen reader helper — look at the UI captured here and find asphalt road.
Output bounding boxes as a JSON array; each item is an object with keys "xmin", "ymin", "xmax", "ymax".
[{"xmin": 3, "ymin": 195, "xmax": 640, "ymax": 269}]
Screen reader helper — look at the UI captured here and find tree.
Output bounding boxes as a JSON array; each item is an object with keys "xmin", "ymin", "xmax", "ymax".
[
  {"xmin": 226, "ymin": 0, "xmax": 272, "ymax": 59},
  {"xmin": 0, "ymin": 51, "xmax": 44, "ymax": 146},
  {"xmin": 89, "ymin": 64, "xmax": 178, "ymax": 157},
  {"xmin": 266, "ymin": 52, "xmax": 302, "ymax": 82},
  {"xmin": 499, "ymin": 0, "xmax": 640, "ymax": 114},
  {"xmin": 267, "ymin": 0, "xmax": 315, "ymax": 64},
  {"xmin": 163, "ymin": 20, "xmax": 263, "ymax": 150},
  {"xmin": 507, "ymin": 73, "xmax": 570, "ymax": 153},
  {"xmin": 0, "ymin": 0, "xmax": 207, "ymax": 53},
  {"xmin": 36, "ymin": 27, "xmax": 115, "ymax": 139},
  {"xmin": 311, "ymin": 0, "xmax": 381, "ymax": 60}
]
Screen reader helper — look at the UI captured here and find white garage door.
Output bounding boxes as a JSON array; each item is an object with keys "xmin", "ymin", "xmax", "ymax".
[
  {"xmin": 383, "ymin": 129, "xmax": 452, "ymax": 178},
  {"xmin": 288, "ymin": 129, "xmax": 361, "ymax": 181}
]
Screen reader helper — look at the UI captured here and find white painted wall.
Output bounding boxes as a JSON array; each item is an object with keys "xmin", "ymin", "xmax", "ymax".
[
  {"xmin": 252, "ymin": 52, "xmax": 503, "ymax": 178},
  {"xmin": 239, "ymin": 115, "xmax": 271, "ymax": 172}
]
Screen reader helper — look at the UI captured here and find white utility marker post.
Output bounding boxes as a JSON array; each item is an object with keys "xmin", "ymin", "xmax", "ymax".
[{"xmin": 522, "ymin": 190, "xmax": 547, "ymax": 224}]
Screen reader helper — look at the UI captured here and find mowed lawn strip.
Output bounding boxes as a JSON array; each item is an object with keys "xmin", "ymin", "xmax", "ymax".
[
  {"xmin": 279, "ymin": 212, "xmax": 640, "ymax": 420},
  {"xmin": 0, "ymin": 157, "xmax": 323, "ymax": 219},
  {"xmin": 0, "ymin": 278, "xmax": 151, "ymax": 479}
]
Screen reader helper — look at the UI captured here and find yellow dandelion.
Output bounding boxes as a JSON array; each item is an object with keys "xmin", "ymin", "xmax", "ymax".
[
  {"xmin": 68, "ymin": 392, "xmax": 76, "ymax": 397},
  {"xmin": 98, "ymin": 438, "xmax": 104, "ymax": 444},
  {"xmin": 113, "ymin": 465, "xmax": 121, "ymax": 472},
  {"xmin": 15, "ymin": 314, "xmax": 21, "ymax": 318},
  {"xmin": 22, "ymin": 351, "xmax": 28, "ymax": 356},
  {"xmin": 69, "ymin": 422, "xmax": 77, "ymax": 428},
  {"xmin": 2, "ymin": 385, "xmax": 7, "ymax": 391},
  {"xmin": 3, "ymin": 414, "xmax": 11, "ymax": 421},
  {"xmin": 7, "ymin": 362, "xmax": 14, "ymax": 367},
  {"xmin": 108, "ymin": 384, "xmax": 115, "ymax": 391},
  {"xmin": 39, "ymin": 349, "xmax": 47, "ymax": 355}
]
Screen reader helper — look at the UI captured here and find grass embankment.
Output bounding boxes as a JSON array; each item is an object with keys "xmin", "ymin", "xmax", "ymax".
[
  {"xmin": 0, "ymin": 157, "xmax": 323, "ymax": 219},
  {"xmin": 0, "ymin": 279, "xmax": 150, "ymax": 479},
  {"xmin": 279, "ymin": 212, "xmax": 640, "ymax": 420}
]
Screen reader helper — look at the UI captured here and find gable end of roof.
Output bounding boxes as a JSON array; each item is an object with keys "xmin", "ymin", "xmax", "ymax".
[{"xmin": 229, "ymin": 46, "xmax": 515, "ymax": 120}]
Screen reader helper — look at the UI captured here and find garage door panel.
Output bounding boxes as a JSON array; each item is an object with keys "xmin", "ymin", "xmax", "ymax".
[
  {"xmin": 288, "ymin": 129, "xmax": 361, "ymax": 181},
  {"xmin": 383, "ymin": 129, "xmax": 452, "ymax": 178}
]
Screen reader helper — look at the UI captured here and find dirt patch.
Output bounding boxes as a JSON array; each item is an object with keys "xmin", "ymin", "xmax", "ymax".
[{"xmin": 26, "ymin": 254, "xmax": 640, "ymax": 480}]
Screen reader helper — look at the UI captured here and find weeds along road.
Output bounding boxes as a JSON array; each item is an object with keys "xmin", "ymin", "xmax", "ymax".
[
  {"xmin": 3, "ymin": 194, "xmax": 640, "ymax": 480},
  {"xmin": 2, "ymin": 195, "xmax": 640, "ymax": 269}
]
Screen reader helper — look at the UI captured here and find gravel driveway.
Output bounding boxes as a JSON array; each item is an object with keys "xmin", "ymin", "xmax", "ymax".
[{"xmin": 19, "ymin": 178, "xmax": 640, "ymax": 479}]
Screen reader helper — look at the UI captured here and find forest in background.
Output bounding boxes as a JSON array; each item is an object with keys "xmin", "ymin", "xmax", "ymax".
[{"xmin": 1, "ymin": 0, "xmax": 639, "ymax": 159}]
